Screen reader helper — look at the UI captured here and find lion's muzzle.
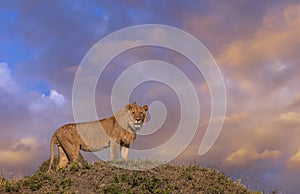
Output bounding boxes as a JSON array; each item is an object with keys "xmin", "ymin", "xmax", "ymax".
[{"xmin": 134, "ymin": 119, "xmax": 143, "ymax": 129}]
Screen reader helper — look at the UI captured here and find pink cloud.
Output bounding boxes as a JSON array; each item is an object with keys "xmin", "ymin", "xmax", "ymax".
[
  {"xmin": 226, "ymin": 148, "xmax": 281, "ymax": 167},
  {"xmin": 287, "ymin": 149, "xmax": 300, "ymax": 170}
]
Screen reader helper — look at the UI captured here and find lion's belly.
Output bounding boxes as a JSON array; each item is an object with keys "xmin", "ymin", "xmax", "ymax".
[{"xmin": 76, "ymin": 122, "xmax": 111, "ymax": 152}]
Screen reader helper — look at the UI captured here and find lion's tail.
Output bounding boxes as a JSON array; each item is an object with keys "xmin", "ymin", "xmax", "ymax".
[{"xmin": 48, "ymin": 134, "xmax": 57, "ymax": 172}]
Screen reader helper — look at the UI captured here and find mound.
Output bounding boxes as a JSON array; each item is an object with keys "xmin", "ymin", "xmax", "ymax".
[{"xmin": 0, "ymin": 158, "xmax": 260, "ymax": 193}]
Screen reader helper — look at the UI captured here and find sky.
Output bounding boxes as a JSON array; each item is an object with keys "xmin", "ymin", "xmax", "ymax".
[{"xmin": 0, "ymin": 0, "xmax": 300, "ymax": 193}]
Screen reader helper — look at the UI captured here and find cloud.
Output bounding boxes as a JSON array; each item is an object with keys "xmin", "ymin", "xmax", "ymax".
[
  {"xmin": 221, "ymin": 4, "xmax": 300, "ymax": 68},
  {"xmin": 28, "ymin": 90, "xmax": 66, "ymax": 111},
  {"xmin": 0, "ymin": 63, "xmax": 67, "ymax": 115},
  {"xmin": 225, "ymin": 148, "xmax": 281, "ymax": 167},
  {"xmin": 269, "ymin": 112, "xmax": 300, "ymax": 131},
  {"xmin": 224, "ymin": 113, "xmax": 250, "ymax": 124},
  {"xmin": 0, "ymin": 136, "xmax": 49, "ymax": 178},
  {"xmin": 219, "ymin": 4, "xmax": 300, "ymax": 98},
  {"xmin": 209, "ymin": 7, "xmax": 300, "ymax": 180},
  {"xmin": 49, "ymin": 90, "xmax": 66, "ymax": 105},
  {"xmin": 288, "ymin": 95, "xmax": 300, "ymax": 109},
  {"xmin": 0, "ymin": 62, "xmax": 16, "ymax": 92},
  {"xmin": 0, "ymin": 62, "xmax": 11, "ymax": 87},
  {"xmin": 0, "ymin": 69, "xmax": 68, "ymax": 179},
  {"xmin": 0, "ymin": 62, "xmax": 66, "ymax": 111},
  {"xmin": 287, "ymin": 149, "xmax": 300, "ymax": 170},
  {"xmin": 272, "ymin": 111, "xmax": 300, "ymax": 123},
  {"xmin": 0, "ymin": 137, "xmax": 47, "ymax": 166}
]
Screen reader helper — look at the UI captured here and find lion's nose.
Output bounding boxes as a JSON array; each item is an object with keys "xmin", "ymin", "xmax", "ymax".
[{"xmin": 136, "ymin": 118, "xmax": 141, "ymax": 121}]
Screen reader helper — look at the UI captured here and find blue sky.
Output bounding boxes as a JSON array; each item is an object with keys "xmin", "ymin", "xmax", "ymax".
[{"xmin": 1, "ymin": 1, "xmax": 300, "ymax": 193}]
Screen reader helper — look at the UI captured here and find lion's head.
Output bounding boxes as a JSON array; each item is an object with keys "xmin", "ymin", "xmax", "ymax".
[{"xmin": 128, "ymin": 102, "xmax": 148, "ymax": 130}]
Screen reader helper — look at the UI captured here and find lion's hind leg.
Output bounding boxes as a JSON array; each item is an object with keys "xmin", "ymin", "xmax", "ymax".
[
  {"xmin": 57, "ymin": 145, "xmax": 69, "ymax": 170},
  {"xmin": 59, "ymin": 139, "xmax": 81, "ymax": 164}
]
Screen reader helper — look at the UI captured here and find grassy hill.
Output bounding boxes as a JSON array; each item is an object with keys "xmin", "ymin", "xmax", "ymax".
[{"xmin": 0, "ymin": 157, "xmax": 260, "ymax": 193}]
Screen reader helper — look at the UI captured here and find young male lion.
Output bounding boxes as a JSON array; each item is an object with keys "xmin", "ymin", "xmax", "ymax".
[{"xmin": 48, "ymin": 102, "xmax": 148, "ymax": 171}]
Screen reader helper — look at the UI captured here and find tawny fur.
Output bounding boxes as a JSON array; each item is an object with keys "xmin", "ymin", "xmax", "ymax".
[{"xmin": 48, "ymin": 102, "xmax": 148, "ymax": 172}]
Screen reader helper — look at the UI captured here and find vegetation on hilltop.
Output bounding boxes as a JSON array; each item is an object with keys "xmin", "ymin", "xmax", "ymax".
[{"xmin": 0, "ymin": 157, "xmax": 260, "ymax": 193}]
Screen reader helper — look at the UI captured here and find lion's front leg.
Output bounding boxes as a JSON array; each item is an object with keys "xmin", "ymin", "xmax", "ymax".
[
  {"xmin": 121, "ymin": 146, "xmax": 129, "ymax": 160},
  {"xmin": 110, "ymin": 141, "xmax": 119, "ymax": 160}
]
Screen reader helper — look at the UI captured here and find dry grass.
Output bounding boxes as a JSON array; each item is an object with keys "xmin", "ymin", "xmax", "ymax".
[{"xmin": 0, "ymin": 157, "xmax": 261, "ymax": 193}]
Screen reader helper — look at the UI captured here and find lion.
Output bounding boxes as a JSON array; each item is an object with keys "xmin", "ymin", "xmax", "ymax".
[{"xmin": 48, "ymin": 102, "xmax": 148, "ymax": 172}]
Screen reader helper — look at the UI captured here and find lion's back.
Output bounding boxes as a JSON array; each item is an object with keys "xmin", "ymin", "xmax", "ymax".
[
  {"xmin": 76, "ymin": 119, "xmax": 113, "ymax": 151},
  {"xmin": 54, "ymin": 123, "xmax": 83, "ymax": 145}
]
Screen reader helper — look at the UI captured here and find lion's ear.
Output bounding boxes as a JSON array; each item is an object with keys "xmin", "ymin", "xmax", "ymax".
[
  {"xmin": 127, "ymin": 102, "xmax": 136, "ymax": 110},
  {"xmin": 143, "ymin": 105, "xmax": 148, "ymax": 112}
]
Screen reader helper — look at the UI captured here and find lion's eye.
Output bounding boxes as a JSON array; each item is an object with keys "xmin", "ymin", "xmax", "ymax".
[{"xmin": 132, "ymin": 111, "xmax": 135, "ymax": 115}]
